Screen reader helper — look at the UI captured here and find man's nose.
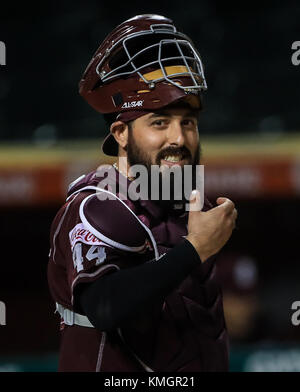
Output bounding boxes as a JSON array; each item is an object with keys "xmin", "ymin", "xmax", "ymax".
[{"xmin": 166, "ymin": 122, "xmax": 185, "ymax": 146}]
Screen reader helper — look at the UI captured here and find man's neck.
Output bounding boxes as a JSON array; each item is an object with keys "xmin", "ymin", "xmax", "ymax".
[{"xmin": 114, "ymin": 156, "xmax": 134, "ymax": 180}]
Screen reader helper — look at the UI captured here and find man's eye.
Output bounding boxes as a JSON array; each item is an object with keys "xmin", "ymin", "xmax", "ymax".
[
  {"xmin": 182, "ymin": 119, "xmax": 196, "ymax": 126},
  {"xmin": 152, "ymin": 119, "xmax": 166, "ymax": 126}
]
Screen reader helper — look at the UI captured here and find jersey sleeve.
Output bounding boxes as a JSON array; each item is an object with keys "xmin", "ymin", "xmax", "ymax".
[
  {"xmin": 48, "ymin": 191, "xmax": 154, "ymax": 312},
  {"xmin": 68, "ymin": 224, "xmax": 122, "ymax": 303}
]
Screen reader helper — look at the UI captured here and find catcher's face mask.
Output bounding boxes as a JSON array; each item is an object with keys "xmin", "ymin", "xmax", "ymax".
[{"xmin": 79, "ymin": 14, "xmax": 207, "ymax": 155}]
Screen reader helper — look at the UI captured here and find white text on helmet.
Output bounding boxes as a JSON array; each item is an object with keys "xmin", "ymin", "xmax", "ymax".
[{"xmin": 121, "ymin": 100, "xmax": 144, "ymax": 109}]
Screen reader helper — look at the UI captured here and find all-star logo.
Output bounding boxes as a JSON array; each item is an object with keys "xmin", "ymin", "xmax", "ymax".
[{"xmin": 121, "ymin": 100, "xmax": 144, "ymax": 109}]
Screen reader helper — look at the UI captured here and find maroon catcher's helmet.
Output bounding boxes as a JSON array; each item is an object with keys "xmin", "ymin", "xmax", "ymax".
[{"xmin": 79, "ymin": 14, "xmax": 207, "ymax": 156}]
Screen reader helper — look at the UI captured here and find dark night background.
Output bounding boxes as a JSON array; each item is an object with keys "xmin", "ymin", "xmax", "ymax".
[
  {"xmin": 1, "ymin": 0, "xmax": 299, "ymax": 140},
  {"xmin": 0, "ymin": 0, "xmax": 300, "ymax": 372}
]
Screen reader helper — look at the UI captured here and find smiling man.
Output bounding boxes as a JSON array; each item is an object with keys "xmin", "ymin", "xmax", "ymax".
[
  {"xmin": 48, "ymin": 14, "xmax": 237, "ymax": 372},
  {"xmin": 112, "ymin": 104, "xmax": 201, "ymax": 204},
  {"xmin": 115, "ymin": 107, "xmax": 200, "ymax": 168}
]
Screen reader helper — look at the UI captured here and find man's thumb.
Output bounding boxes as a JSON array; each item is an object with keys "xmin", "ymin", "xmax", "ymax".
[{"xmin": 187, "ymin": 190, "xmax": 203, "ymax": 212}]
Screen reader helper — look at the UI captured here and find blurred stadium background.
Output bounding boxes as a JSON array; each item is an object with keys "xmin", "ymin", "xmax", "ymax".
[{"xmin": 0, "ymin": 0, "xmax": 300, "ymax": 372}]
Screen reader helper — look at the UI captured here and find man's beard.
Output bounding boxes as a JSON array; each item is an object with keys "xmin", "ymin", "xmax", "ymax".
[{"xmin": 127, "ymin": 130, "xmax": 201, "ymax": 205}]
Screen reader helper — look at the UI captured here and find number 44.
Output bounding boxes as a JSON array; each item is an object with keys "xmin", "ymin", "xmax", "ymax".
[{"xmin": 73, "ymin": 243, "xmax": 107, "ymax": 272}]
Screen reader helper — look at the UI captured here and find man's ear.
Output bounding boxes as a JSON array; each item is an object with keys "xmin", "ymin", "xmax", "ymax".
[{"xmin": 110, "ymin": 121, "xmax": 128, "ymax": 150}]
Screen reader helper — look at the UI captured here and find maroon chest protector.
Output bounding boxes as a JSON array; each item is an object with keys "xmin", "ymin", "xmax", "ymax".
[{"xmin": 66, "ymin": 166, "xmax": 229, "ymax": 372}]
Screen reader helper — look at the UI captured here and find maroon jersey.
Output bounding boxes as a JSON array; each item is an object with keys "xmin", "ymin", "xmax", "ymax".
[{"xmin": 47, "ymin": 166, "xmax": 229, "ymax": 372}]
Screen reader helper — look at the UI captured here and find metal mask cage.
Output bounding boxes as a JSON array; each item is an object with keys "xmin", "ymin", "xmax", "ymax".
[{"xmin": 95, "ymin": 27, "xmax": 207, "ymax": 91}]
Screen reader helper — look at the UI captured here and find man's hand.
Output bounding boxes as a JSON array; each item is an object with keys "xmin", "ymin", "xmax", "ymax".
[{"xmin": 186, "ymin": 190, "xmax": 237, "ymax": 263}]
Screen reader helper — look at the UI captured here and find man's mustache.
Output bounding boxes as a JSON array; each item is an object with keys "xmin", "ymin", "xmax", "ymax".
[{"xmin": 156, "ymin": 146, "xmax": 192, "ymax": 164}]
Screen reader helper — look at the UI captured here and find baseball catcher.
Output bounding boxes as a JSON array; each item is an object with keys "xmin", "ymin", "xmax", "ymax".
[{"xmin": 48, "ymin": 14, "xmax": 237, "ymax": 372}]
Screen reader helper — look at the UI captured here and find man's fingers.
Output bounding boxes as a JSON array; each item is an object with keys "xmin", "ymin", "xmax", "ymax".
[
  {"xmin": 216, "ymin": 197, "xmax": 235, "ymax": 208},
  {"xmin": 227, "ymin": 208, "xmax": 238, "ymax": 230},
  {"xmin": 232, "ymin": 208, "xmax": 238, "ymax": 220},
  {"xmin": 231, "ymin": 208, "xmax": 238, "ymax": 228},
  {"xmin": 216, "ymin": 197, "xmax": 235, "ymax": 214}
]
